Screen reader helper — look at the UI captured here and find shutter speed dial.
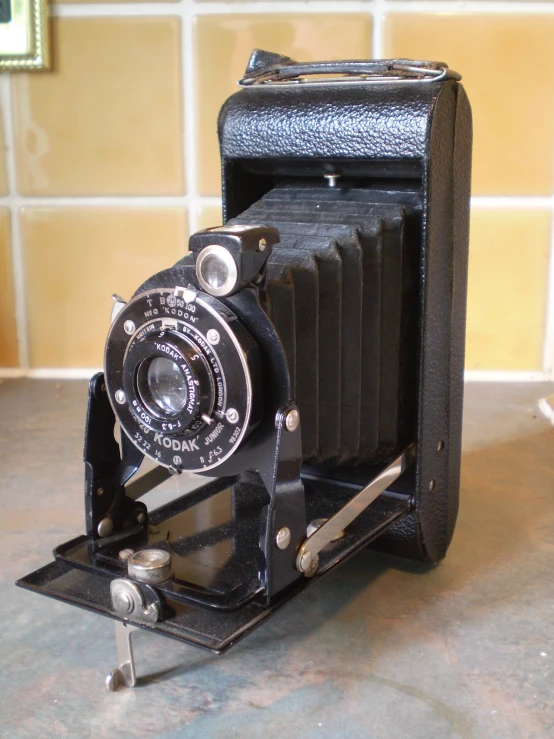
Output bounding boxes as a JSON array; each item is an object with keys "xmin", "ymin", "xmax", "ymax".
[{"xmin": 104, "ymin": 287, "xmax": 261, "ymax": 472}]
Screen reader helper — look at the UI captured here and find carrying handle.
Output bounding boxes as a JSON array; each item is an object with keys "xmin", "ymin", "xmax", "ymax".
[{"xmin": 239, "ymin": 49, "xmax": 461, "ymax": 87}]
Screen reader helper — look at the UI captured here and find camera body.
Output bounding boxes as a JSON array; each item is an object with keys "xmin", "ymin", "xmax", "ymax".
[{"xmin": 19, "ymin": 51, "xmax": 472, "ymax": 682}]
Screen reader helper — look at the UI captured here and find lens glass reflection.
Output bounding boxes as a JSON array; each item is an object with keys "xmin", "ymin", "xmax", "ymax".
[
  {"xmin": 200, "ymin": 253, "xmax": 230, "ymax": 290},
  {"xmin": 146, "ymin": 356, "xmax": 188, "ymax": 414}
]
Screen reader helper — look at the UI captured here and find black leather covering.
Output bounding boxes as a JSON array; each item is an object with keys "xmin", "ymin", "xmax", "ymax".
[{"xmin": 217, "ymin": 64, "xmax": 472, "ymax": 564}]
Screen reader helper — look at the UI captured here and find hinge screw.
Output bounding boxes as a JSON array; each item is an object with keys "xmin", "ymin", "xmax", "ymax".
[{"xmin": 226, "ymin": 408, "xmax": 239, "ymax": 424}]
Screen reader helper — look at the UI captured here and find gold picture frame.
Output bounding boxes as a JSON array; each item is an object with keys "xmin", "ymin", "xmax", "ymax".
[{"xmin": 0, "ymin": 0, "xmax": 50, "ymax": 71}]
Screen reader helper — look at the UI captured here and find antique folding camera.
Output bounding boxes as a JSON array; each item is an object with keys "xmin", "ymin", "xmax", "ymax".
[{"xmin": 18, "ymin": 50, "xmax": 472, "ymax": 689}]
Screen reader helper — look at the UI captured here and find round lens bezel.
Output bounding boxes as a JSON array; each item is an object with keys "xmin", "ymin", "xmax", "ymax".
[{"xmin": 104, "ymin": 288, "xmax": 260, "ymax": 472}]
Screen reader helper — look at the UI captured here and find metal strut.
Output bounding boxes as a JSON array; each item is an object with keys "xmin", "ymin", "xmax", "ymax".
[{"xmin": 296, "ymin": 445, "xmax": 416, "ymax": 576}]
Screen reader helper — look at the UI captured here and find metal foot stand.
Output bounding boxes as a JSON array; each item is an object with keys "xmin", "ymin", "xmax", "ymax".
[{"xmin": 106, "ymin": 621, "xmax": 138, "ymax": 691}]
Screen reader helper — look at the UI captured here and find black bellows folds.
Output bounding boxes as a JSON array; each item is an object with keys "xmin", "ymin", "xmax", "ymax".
[{"xmin": 228, "ymin": 185, "xmax": 421, "ymax": 466}]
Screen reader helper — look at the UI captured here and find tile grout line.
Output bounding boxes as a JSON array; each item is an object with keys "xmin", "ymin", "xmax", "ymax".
[
  {"xmin": 53, "ymin": 2, "xmax": 388, "ymax": 18},
  {"xmin": 0, "ymin": 194, "xmax": 548, "ymax": 207},
  {"xmin": 372, "ymin": 0, "xmax": 384, "ymax": 58},
  {"xmin": 380, "ymin": 1, "xmax": 554, "ymax": 13},
  {"xmin": 470, "ymin": 196, "xmax": 553, "ymax": 209},
  {"xmin": 541, "ymin": 196, "xmax": 554, "ymax": 378},
  {"xmin": 183, "ymin": 0, "xmax": 199, "ymax": 236},
  {"xmin": 1, "ymin": 367, "xmax": 550, "ymax": 381},
  {"xmin": 464, "ymin": 371, "xmax": 551, "ymax": 382},
  {"xmin": 0, "ymin": 74, "xmax": 29, "ymax": 369},
  {"xmin": 0, "ymin": 194, "xmax": 222, "ymax": 207},
  {"xmin": 51, "ymin": 1, "xmax": 554, "ymax": 17}
]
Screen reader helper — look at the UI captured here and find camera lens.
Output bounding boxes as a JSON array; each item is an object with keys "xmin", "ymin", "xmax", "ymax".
[{"xmin": 142, "ymin": 356, "xmax": 188, "ymax": 415}]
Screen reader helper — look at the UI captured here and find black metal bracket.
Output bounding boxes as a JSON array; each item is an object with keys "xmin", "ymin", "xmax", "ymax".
[
  {"xmin": 84, "ymin": 373, "xmax": 147, "ymax": 545},
  {"xmin": 83, "ymin": 370, "xmax": 306, "ymax": 603}
]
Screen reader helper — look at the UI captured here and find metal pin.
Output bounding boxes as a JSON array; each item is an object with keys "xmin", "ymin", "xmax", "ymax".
[{"xmin": 324, "ymin": 173, "xmax": 340, "ymax": 188}]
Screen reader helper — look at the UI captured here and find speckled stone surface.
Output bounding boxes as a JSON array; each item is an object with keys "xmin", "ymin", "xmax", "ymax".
[{"xmin": 1, "ymin": 380, "xmax": 553, "ymax": 738}]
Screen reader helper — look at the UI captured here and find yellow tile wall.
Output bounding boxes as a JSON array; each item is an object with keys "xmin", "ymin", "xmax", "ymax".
[
  {"xmin": 12, "ymin": 18, "xmax": 184, "ymax": 196},
  {"xmin": 385, "ymin": 14, "xmax": 554, "ymax": 197},
  {"xmin": 0, "ymin": 3, "xmax": 552, "ymax": 377},
  {"xmin": 21, "ymin": 208, "xmax": 187, "ymax": 367},
  {"xmin": 466, "ymin": 209, "xmax": 551, "ymax": 371}
]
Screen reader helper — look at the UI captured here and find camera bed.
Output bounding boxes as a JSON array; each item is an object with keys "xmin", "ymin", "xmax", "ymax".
[{"xmin": 18, "ymin": 471, "xmax": 412, "ymax": 652}]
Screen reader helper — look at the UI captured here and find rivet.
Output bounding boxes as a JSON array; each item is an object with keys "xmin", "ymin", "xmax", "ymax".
[
  {"xmin": 285, "ymin": 408, "xmax": 300, "ymax": 432},
  {"xmin": 207, "ymin": 329, "xmax": 220, "ymax": 345},
  {"xmin": 136, "ymin": 511, "xmax": 146, "ymax": 524},
  {"xmin": 275, "ymin": 527, "xmax": 291, "ymax": 550},
  {"xmin": 113, "ymin": 590, "xmax": 133, "ymax": 614},
  {"xmin": 258, "ymin": 238, "xmax": 267, "ymax": 252},
  {"xmin": 299, "ymin": 550, "xmax": 319, "ymax": 577},
  {"xmin": 98, "ymin": 517, "xmax": 113, "ymax": 538},
  {"xmin": 97, "ymin": 487, "xmax": 104, "ymax": 496},
  {"xmin": 124, "ymin": 320, "xmax": 135, "ymax": 335},
  {"xmin": 115, "ymin": 390, "xmax": 126, "ymax": 405}
]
